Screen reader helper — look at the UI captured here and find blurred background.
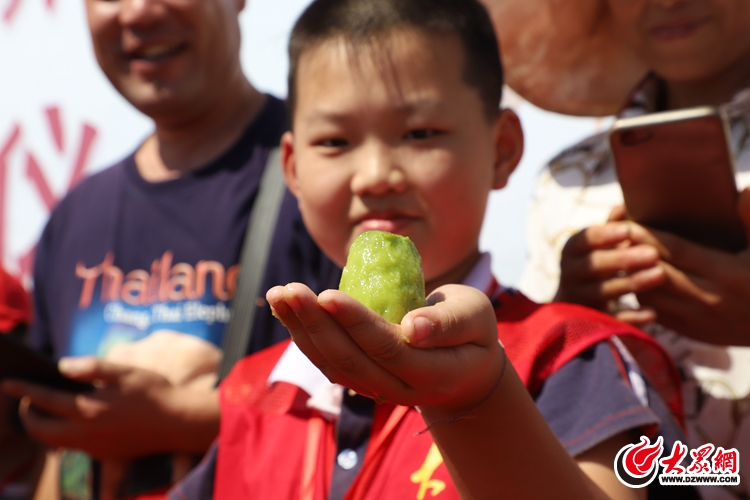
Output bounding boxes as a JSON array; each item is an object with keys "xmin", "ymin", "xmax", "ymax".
[{"xmin": 0, "ymin": 0, "xmax": 608, "ymax": 287}]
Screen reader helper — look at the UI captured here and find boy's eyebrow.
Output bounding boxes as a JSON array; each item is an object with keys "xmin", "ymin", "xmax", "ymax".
[
  {"xmin": 304, "ymin": 110, "xmax": 352, "ymax": 125},
  {"xmin": 303, "ymin": 98, "xmax": 445, "ymax": 125},
  {"xmin": 392, "ymin": 98, "xmax": 444, "ymax": 115}
]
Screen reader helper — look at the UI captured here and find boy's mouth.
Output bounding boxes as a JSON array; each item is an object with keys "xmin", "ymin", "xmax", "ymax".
[{"xmin": 354, "ymin": 213, "xmax": 418, "ymax": 235}]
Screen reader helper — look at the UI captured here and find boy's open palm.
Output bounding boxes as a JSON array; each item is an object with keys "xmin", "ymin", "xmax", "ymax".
[{"xmin": 266, "ymin": 283, "xmax": 504, "ymax": 418}]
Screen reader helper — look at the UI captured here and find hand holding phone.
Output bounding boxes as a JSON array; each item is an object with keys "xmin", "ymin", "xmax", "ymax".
[{"xmin": 0, "ymin": 335, "xmax": 92, "ymax": 393}]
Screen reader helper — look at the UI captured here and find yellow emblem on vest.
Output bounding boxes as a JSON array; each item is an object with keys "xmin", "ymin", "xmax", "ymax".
[{"xmin": 410, "ymin": 443, "xmax": 447, "ymax": 499}]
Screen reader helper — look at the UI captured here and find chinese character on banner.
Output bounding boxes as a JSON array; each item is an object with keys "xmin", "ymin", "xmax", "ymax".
[
  {"xmin": 0, "ymin": 106, "xmax": 97, "ymax": 282},
  {"xmin": 713, "ymin": 447, "xmax": 740, "ymax": 474},
  {"xmin": 2, "ymin": 0, "xmax": 54, "ymax": 24},
  {"xmin": 687, "ymin": 444, "xmax": 715, "ymax": 474}
]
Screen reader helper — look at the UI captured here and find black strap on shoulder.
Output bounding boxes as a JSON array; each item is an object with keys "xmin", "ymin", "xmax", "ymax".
[{"xmin": 218, "ymin": 147, "xmax": 285, "ymax": 381}]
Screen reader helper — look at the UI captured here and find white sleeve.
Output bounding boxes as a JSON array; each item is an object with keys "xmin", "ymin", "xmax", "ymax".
[
  {"xmin": 519, "ymin": 133, "xmax": 621, "ymax": 303},
  {"xmin": 518, "ymin": 166, "xmax": 565, "ymax": 303}
]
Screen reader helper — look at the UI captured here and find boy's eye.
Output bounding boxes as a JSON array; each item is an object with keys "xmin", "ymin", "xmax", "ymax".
[
  {"xmin": 315, "ymin": 138, "xmax": 349, "ymax": 148},
  {"xmin": 403, "ymin": 129, "xmax": 440, "ymax": 141}
]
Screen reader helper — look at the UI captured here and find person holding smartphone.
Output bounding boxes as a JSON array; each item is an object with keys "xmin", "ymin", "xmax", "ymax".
[
  {"xmin": 0, "ymin": 268, "xmax": 44, "ymax": 500},
  {"xmin": 486, "ymin": 0, "xmax": 750, "ymax": 498}
]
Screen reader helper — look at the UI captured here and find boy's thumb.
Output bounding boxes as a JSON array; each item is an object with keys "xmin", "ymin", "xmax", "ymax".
[{"xmin": 401, "ymin": 284, "xmax": 496, "ymax": 349}]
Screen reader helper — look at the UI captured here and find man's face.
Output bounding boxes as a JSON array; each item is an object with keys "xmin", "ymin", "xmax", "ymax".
[
  {"xmin": 606, "ymin": 0, "xmax": 750, "ymax": 82},
  {"xmin": 282, "ymin": 30, "xmax": 521, "ymax": 291},
  {"xmin": 85, "ymin": 0, "xmax": 244, "ymax": 120}
]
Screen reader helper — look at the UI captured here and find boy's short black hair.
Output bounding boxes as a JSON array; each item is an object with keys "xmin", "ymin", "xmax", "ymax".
[{"xmin": 287, "ymin": 0, "xmax": 503, "ymax": 123}]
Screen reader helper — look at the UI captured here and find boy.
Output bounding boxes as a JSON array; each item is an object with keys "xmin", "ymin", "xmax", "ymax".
[{"xmin": 170, "ymin": 0, "xmax": 687, "ymax": 498}]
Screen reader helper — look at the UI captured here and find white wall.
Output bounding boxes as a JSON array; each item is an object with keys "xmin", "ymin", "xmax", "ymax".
[{"xmin": 0, "ymin": 0, "xmax": 605, "ymax": 287}]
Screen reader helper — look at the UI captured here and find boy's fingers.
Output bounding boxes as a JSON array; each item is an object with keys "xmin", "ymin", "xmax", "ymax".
[
  {"xmin": 267, "ymin": 286, "xmax": 376, "ymax": 397},
  {"xmin": 267, "ymin": 286, "xmax": 304, "ymax": 332},
  {"xmin": 318, "ymin": 289, "xmax": 492, "ymax": 395},
  {"xmin": 400, "ymin": 285, "xmax": 496, "ymax": 349},
  {"xmin": 267, "ymin": 286, "xmax": 338, "ymax": 378},
  {"xmin": 317, "ymin": 289, "xmax": 487, "ymax": 403},
  {"xmin": 280, "ymin": 284, "xmax": 410, "ymax": 399},
  {"xmin": 321, "ymin": 285, "xmax": 499, "ymax": 397},
  {"xmin": 316, "ymin": 290, "xmax": 407, "ymax": 367}
]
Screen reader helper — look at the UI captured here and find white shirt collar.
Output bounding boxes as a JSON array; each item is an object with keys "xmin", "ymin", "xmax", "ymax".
[
  {"xmin": 267, "ymin": 252, "xmax": 494, "ymax": 419},
  {"xmin": 462, "ymin": 252, "xmax": 493, "ymax": 294},
  {"xmin": 267, "ymin": 337, "xmax": 343, "ymax": 419}
]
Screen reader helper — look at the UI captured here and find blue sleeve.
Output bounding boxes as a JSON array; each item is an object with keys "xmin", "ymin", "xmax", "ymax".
[{"xmin": 534, "ymin": 341, "xmax": 663, "ymax": 457}]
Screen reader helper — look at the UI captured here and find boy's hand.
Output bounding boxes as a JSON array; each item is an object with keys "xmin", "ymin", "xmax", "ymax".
[
  {"xmin": 266, "ymin": 283, "xmax": 504, "ymax": 419},
  {"xmin": 625, "ymin": 189, "xmax": 750, "ymax": 346},
  {"xmin": 554, "ymin": 206, "xmax": 666, "ymax": 325}
]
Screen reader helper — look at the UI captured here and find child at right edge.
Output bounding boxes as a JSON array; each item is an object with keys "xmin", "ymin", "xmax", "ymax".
[{"xmin": 169, "ymin": 0, "xmax": 691, "ymax": 498}]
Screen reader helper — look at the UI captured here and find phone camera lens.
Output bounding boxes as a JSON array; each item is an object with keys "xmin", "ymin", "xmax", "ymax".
[{"xmin": 620, "ymin": 129, "xmax": 653, "ymax": 146}]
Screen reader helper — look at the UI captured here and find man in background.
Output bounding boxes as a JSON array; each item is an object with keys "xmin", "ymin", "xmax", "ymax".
[{"xmin": 1, "ymin": 0, "xmax": 335, "ymax": 498}]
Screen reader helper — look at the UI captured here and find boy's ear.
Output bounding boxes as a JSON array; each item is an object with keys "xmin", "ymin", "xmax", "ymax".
[
  {"xmin": 491, "ymin": 109, "xmax": 524, "ymax": 190},
  {"xmin": 280, "ymin": 131, "xmax": 301, "ymax": 198}
]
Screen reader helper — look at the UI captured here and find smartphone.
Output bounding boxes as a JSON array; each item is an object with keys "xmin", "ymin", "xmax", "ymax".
[
  {"xmin": 609, "ymin": 106, "xmax": 746, "ymax": 253},
  {"xmin": 0, "ymin": 334, "xmax": 93, "ymax": 392}
]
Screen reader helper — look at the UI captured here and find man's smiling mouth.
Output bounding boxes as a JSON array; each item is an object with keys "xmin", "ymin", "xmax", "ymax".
[{"xmin": 130, "ymin": 43, "xmax": 188, "ymax": 62}]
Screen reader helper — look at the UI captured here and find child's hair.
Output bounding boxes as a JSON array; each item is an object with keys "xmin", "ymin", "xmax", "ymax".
[{"xmin": 287, "ymin": 0, "xmax": 503, "ymax": 123}]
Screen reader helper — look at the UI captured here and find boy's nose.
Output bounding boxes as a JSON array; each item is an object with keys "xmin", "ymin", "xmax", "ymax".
[{"xmin": 350, "ymin": 144, "xmax": 408, "ymax": 196}]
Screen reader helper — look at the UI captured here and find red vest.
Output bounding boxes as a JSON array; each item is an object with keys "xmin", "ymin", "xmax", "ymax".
[{"xmin": 215, "ymin": 292, "xmax": 683, "ymax": 500}]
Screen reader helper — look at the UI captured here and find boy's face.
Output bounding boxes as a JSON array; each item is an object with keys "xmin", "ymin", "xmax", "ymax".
[
  {"xmin": 85, "ymin": 0, "xmax": 244, "ymax": 119},
  {"xmin": 282, "ymin": 30, "xmax": 522, "ymax": 290},
  {"xmin": 606, "ymin": 0, "xmax": 750, "ymax": 82}
]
